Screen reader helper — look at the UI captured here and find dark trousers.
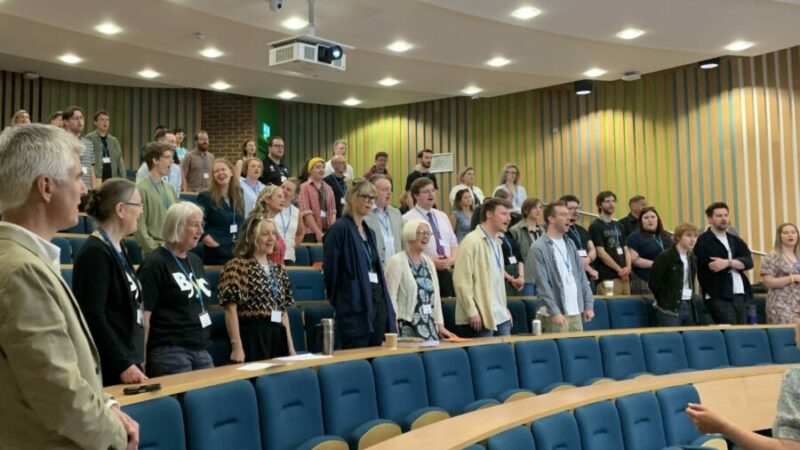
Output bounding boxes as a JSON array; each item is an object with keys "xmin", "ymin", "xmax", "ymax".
[
  {"xmin": 656, "ymin": 301, "xmax": 696, "ymax": 327},
  {"xmin": 706, "ymin": 294, "xmax": 747, "ymax": 325},
  {"xmin": 147, "ymin": 345, "xmax": 213, "ymax": 377},
  {"xmin": 437, "ymin": 269, "xmax": 455, "ymax": 298}
]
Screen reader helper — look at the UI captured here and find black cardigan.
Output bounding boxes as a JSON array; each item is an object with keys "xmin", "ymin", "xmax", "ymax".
[
  {"xmin": 649, "ymin": 246, "xmax": 698, "ymax": 318},
  {"xmin": 693, "ymin": 229, "xmax": 753, "ymax": 301},
  {"xmin": 73, "ymin": 236, "xmax": 144, "ymax": 386}
]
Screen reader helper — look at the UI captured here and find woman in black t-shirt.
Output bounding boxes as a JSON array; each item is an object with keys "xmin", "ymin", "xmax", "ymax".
[{"xmin": 138, "ymin": 201, "xmax": 213, "ymax": 377}]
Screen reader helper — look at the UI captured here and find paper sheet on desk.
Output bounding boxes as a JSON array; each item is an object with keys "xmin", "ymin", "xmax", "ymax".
[
  {"xmin": 237, "ymin": 363, "xmax": 277, "ymax": 371},
  {"xmin": 273, "ymin": 353, "xmax": 333, "ymax": 362}
]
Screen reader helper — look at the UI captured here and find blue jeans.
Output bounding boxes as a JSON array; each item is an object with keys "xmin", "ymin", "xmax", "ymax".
[
  {"xmin": 474, "ymin": 320, "xmax": 512, "ymax": 338},
  {"xmin": 147, "ymin": 345, "xmax": 214, "ymax": 377},
  {"xmin": 656, "ymin": 301, "xmax": 696, "ymax": 327}
]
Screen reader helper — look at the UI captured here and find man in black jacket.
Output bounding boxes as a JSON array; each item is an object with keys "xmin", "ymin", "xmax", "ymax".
[{"xmin": 693, "ymin": 202, "xmax": 753, "ymax": 324}]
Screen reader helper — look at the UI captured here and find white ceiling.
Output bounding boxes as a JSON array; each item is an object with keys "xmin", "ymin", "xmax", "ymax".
[{"xmin": 0, "ymin": 0, "xmax": 798, "ymax": 107}]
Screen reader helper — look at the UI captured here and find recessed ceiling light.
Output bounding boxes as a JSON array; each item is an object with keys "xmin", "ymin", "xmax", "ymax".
[
  {"xmin": 138, "ymin": 69, "xmax": 160, "ymax": 79},
  {"xmin": 486, "ymin": 57, "xmax": 511, "ymax": 67},
  {"xmin": 200, "ymin": 47, "xmax": 223, "ymax": 58},
  {"xmin": 378, "ymin": 77, "xmax": 400, "ymax": 87},
  {"xmin": 282, "ymin": 17, "xmax": 308, "ymax": 30},
  {"xmin": 210, "ymin": 81, "xmax": 230, "ymax": 90},
  {"xmin": 575, "ymin": 80, "xmax": 593, "ymax": 96},
  {"xmin": 461, "ymin": 86, "xmax": 482, "ymax": 95},
  {"xmin": 699, "ymin": 58, "xmax": 720, "ymax": 70},
  {"xmin": 616, "ymin": 28, "xmax": 644, "ymax": 40},
  {"xmin": 342, "ymin": 98, "xmax": 362, "ymax": 106},
  {"xmin": 95, "ymin": 22, "xmax": 122, "ymax": 35},
  {"xmin": 387, "ymin": 41, "xmax": 413, "ymax": 53},
  {"xmin": 511, "ymin": 6, "xmax": 541, "ymax": 20},
  {"xmin": 725, "ymin": 40, "xmax": 753, "ymax": 52},
  {"xmin": 58, "ymin": 53, "xmax": 83, "ymax": 64},
  {"xmin": 583, "ymin": 68, "xmax": 606, "ymax": 78},
  {"xmin": 278, "ymin": 90, "xmax": 297, "ymax": 99}
]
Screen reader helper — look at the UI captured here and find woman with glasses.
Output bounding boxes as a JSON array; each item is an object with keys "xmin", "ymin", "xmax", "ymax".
[
  {"xmin": 323, "ymin": 179, "xmax": 398, "ymax": 349},
  {"xmin": 385, "ymin": 219, "xmax": 456, "ymax": 341},
  {"xmin": 73, "ymin": 179, "xmax": 147, "ymax": 386},
  {"xmin": 492, "ymin": 163, "xmax": 527, "ymax": 214}
]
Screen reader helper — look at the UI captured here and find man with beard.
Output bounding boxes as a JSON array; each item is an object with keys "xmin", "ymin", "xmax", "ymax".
[
  {"xmin": 454, "ymin": 198, "xmax": 514, "ymax": 336},
  {"xmin": 693, "ymin": 202, "xmax": 753, "ymax": 324},
  {"xmin": 532, "ymin": 201, "xmax": 595, "ymax": 333},
  {"xmin": 621, "ymin": 195, "xmax": 647, "ymax": 237},
  {"xmin": 261, "ymin": 136, "xmax": 290, "ymax": 187},
  {"xmin": 404, "ymin": 148, "xmax": 438, "ymax": 192},
  {"xmin": 589, "ymin": 191, "xmax": 632, "ymax": 295},
  {"xmin": 560, "ymin": 194, "xmax": 599, "ymax": 282},
  {"xmin": 181, "ymin": 130, "xmax": 214, "ymax": 192}
]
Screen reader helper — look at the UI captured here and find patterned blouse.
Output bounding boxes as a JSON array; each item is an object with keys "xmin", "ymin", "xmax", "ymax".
[
  {"xmin": 219, "ymin": 256, "xmax": 294, "ymax": 316},
  {"xmin": 774, "ymin": 367, "xmax": 800, "ymax": 441},
  {"xmin": 761, "ymin": 252, "xmax": 800, "ymax": 324}
]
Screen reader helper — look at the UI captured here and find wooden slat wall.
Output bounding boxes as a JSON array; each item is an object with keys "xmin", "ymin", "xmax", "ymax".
[{"xmin": 1, "ymin": 71, "xmax": 43, "ymax": 129}]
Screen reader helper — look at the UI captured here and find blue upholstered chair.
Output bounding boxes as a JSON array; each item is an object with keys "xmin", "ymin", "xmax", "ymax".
[
  {"xmin": 487, "ymin": 426, "xmax": 536, "ymax": 450},
  {"xmin": 767, "ymin": 327, "xmax": 800, "ymax": 364},
  {"xmin": 557, "ymin": 337, "xmax": 608, "ymax": 386},
  {"xmin": 123, "ymin": 396, "xmax": 186, "ymax": 450},
  {"xmin": 583, "ymin": 299, "xmax": 610, "ymax": 331},
  {"xmin": 616, "ymin": 392, "xmax": 668, "ymax": 450},
  {"xmin": 69, "ymin": 236, "xmax": 87, "ymax": 259},
  {"xmin": 467, "ymin": 344, "xmax": 534, "ymax": 402},
  {"xmin": 286, "ymin": 306, "xmax": 306, "ymax": 352},
  {"xmin": 532, "ymin": 412, "xmax": 581, "ymax": 450},
  {"xmin": 641, "ymin": 332, "xmax": 690, "ymax": 375},
  {"xmin": 607, "ymin": 298, "xmax": 650, "ymax": 329},
  {"xmin": 656, "ymin": 385, "xmax": 728, "ymax": 449},
  {"xmin": 294, "ymin": 245, "xmax": 311, "ymax": 266},
  {"xmin": 507, "ymin": 300, "xmax": 529, "ymax": 334},
  {"xmin": 599, "ymin": 334, "xmax": 648, "ymax": 379},
  {"xmin": 182, "ymin": 380, "xmax": 262, "ymax": 450},
  {"xmin": 422, "ymin": 348, "xmax": 500, "ymax": 416},
  {"xmin": 51, "ymin": 237, "xmax": 72, "ymax": 264},
  {"xmin": 308, "ymin": 245, "xmax": 324, "ymax": 265},
  {"xmin": 287, "ymin": 269, "xmax": 326, "ymax": 301},
  {"xmin": 122, "ymin": 238, "xmax": 143, "ymax": 265},
  {"xmin": 724, "ymin": 328, "xmax": 773, "ymax": 366},
  {"xmin": 574, "ymin": 401, "xmax": 625, "ymax": 450},
  {"xmin": 515, "ymin": 340, "xmax": 573, "ymax": 393},
  {"xmin": 682, "ymin": 330, "xmax": 730, "ymax": 370},
  {"xmin": 206, "ymin": 310, "xmax": 230, "ymax": 367}
]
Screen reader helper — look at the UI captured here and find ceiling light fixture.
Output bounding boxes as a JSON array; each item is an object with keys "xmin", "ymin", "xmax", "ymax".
[
  {"xmin": 138, "ymin": 69, "xmax": 160, "ymax": 79},
  {"xmin": 200, "ymin": 47, "xmax": 223, "ymax": 58},
  {"xmin": 616, "ymin": 28, "xmax": 644, "ymax": 40},
  {"xmin": 210, "ymin": 81, "xmax": 230, "ymax": 90},
  {"xmin": 387, "ymin": 41, "xmax": 413, "ymax": 53},
  {"xmin": 486, "ymin": 57, "xmax": 511, "ymax": 67},
  {"xmin": 278, "ymin": 90, "xmax": 297, "ymax": 99},
  {"xmin": 461, "ymin": 86, "xmax": 482, "ymax": 96},
  {"xmin": 342, "ymin": 98, "xmax": 362, "ymax": 106},
  {"xmin": 378, "ymin": 77, "xmax": 400, "ymax": 87},
  {"xmin": 282, "ymin": 17, "xmax": 308, "ymax": 30},
  {"xmin": 95, "ymin": 22, "xmax": 122, "ymax": 35},
  {"xmin": 699, "ymin": 58, "xmax": 720, "ymax": 70},
  {"xmin": 575, "ymin": 79, "xmax": 593, "ymax": 96},
  {"xmin": 58, "ymin": 53, "xmax": 83, "ymax": 64},
  {"xmin": 511, "ymin": 6, "xmax": 541, "ymax": 20},
  {"xmin": 725, "ymin": 40, "xmax": 753, "ymax": 52},
  {"xmin": 583, "ymin": 68, "xmax": 606, "ymax": 78}
]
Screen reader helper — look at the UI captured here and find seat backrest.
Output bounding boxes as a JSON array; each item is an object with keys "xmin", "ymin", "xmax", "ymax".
[
  {"xmin": 616, "ymin": 392, "xmax": 668, "ymax": 450},
  {"xmin": 682, "ymin": 330, "xmax": 730, "ymax": 369},
  {"xmin": 487, "ymin": 426, "xmax": 536, "ymax": 450},
  {"xmin": 768, "ymin": 328, "xmax": 800, "ymax": 364},
  {"xmin": 59, "ymin": 215, "xmax": 85, "ymax": 234},
  {"xmin": 286, "ymin": 306, "xmax": 306, "ymax": 352},
  {"xmin": 303, "ymin": 305, "xmax": 335, "ymax": 353},
  {"xmin": 60, "ymin": 267, "xmax": 73, "ymax": 287},
  {"xmin": 293, "ymin": 245, "xmax": 311, "ymax": 266},
  {"xmin": 508, "ymin": 300, "xmax": 529, "ymax": 334},
  {"xmin": 422, "ymin": 348, "xmax": 478, "ymax": 416},
  {"xmin": 318, "ymin": 360, "xmax": 380, "ymax": 438},
  {"xmin": 204, "ymin": 267, "xmax": 220, "ymax": 305},
  {"xmin": 372, "ymin": 353, "xmax": 431, "ymax": 424},
  {"xmin": 255, "ymin": 369, "xmax": 327, "ymax": 450},
  {"xmin": 599, "ymin": 334, "xmax": 647, "ymax": 379},
  {"xmin": 532, "ymin": 411, "xmax": 581, "ymax": 450},
  {"xmin": 182, "ymin": 380, "xmax": 261, "ymax": 450},
  {"xmin": 656, "ymin": 385, "xmax": 704, "ymax": 447},
  {"xmin": 467, "ymin": 343, "xmax": 521, "ymax": 400},
  {"xmin": 83, "ymin": 215, "xmax": 95, "ymax": 233},
  {"xmin": 51, "ymin": 237, "xmax": 72, "ymax": 264},
  {"xmin": 123, "ymin": 238, "xmax": 143, "ymax": 265},
  {"xmin": 752, "ymin": 295, "xmax": 767, "ymax": 324},
  {"xmin": 583, "ymin": 299, "xmax": 610, "ymax": 331},
  {"xmin": 441, "ymin": 300, "xmax": 457, "ymax": 333},
  {"xmin": 69, "ymin": 237, "xmax": 87, "ymax": 259},
  {"xmin": 607, "ymin": 298, "xmax": 650, "ymax": 328},
  {"xmin": 123, "ymin": 396, "xmax": 186, "ymax": 450},
  {"xmin": 206, "ymin": 310, "xmax": 230, "ymax": 367},
  {"xmin": 515, "ymin": 340, "xmax": 566, "ymax": 393},
  {"xmin": 641, "ymin": 332, "xmax": 689, "ymax": 375},
  {"xmin": 308, "ymin": 245, "xmax": 324, "ymax": 265},
  {"xmin": 724, "ymin": 328, "xmax": 773, "ymax": 366},
  {"xmin": 557, "ymin": 337, "xmax": 604, "ymax": 385},
  {"xmin": 574, "ymin": 401, "xmax": 624, "ymax": 450},
  {"xmin": 287, "ymin": 269, "xmax": 325, "ymax": 301},
  {"xmin": 522, "ymin": 299, "xmax": 541, "ymax": 326}
]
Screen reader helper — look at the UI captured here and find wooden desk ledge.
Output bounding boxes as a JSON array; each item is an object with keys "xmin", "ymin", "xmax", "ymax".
[{"xmin": 370, "ymin": 364, "xmax": 792, "ymax": 450}]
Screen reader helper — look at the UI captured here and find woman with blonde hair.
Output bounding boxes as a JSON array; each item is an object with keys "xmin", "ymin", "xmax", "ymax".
[
  {"xmin": 220, "ymin": 215, "xmax": 295, "ymax": 362},
  {"xmin": 197, "ymin": 159, "xmax": 245, "ymax": 265},
  {"xmin": 10, "ymin": 109, "xmax": 31, "ymax": 125},
  {"xmin": 492, "ymin": 163, "xmax": 527, "ymax": 213},
  {"xmin": 240, "ymin": 157, "xmax": 266, "ymax": 217},
  {"xmin": 762, "ymin": 223, "xmax": 800, "ymax": 323},
  {"xmin": 449, "ymin": 166, "xmax": 485, "ymax": 207},
  {"xmin": 251, "ymin": 184, "xmax": 288, "ymax": 264}
]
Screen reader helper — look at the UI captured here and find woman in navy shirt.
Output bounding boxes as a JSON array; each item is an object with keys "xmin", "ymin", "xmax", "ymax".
[
  {"xmin": 627, "ymin": 207, "xmax": 672, "ymax": 294},
  {"xmin": 197, "ymin": 159, "xmax": 245, "ymax": 265}
]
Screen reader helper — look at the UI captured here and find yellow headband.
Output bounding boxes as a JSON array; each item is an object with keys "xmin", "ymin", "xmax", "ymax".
[{"xmin": 307, "ymin": 157, "xmax": 325, "ymax": 173}]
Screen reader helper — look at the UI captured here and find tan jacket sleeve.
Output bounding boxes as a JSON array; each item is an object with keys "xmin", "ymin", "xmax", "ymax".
[{"xmin": 453, "ymin": 240, "xmax": 479, "ymax": 318}]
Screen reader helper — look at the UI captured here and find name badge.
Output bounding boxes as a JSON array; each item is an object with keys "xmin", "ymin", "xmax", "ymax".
[
  {"xmin": 281, "ymin": 176, "xmax": 287, "ymax": 183},
  {"xmin": 271, "ymin": 311, "xmax": 282, "ymax": 323},
  {"xmin": 340, "ymin": 198, "xmax": 345, "ymax": 205},
  {"xmin": 369, "ymin": 271, "xmax": 379, "ymax": 284},
  {"xmin": 230, "ymin": 224, "xmax": 238, "ymax": 234},
  {"xmin": 682, "ymin": 288, "xmax": 693, "ymax": 300},
  {"xmin": 508, "ymin": 256, "xmax": 517, "ymax": 264},
  {"xmin": 203, "ymin": 173, "xmax": 210, "ymax": 179},
  {"xmin": 199, "ymin": 311, "xmax": 212, "ymax": 328},
  {"xmin": 320, "ymin": 210, "xmax": 327, "ymax": 218},
  {"xmin": 136, "ymin": 308, "xmax": 144, "ymax": 326},
  {"xmin": 616, "ymin": 247, "xmax": 624, "ymax": 256},
  {"xmin": 102, "ymin": 156, "xmax": 111, "ymax": 164},
  {"xmin": 578, "ymin": 250, "xmax": 588, "ymax": 258},
  {"xmin": 421, "ymin": 304, "xmax": 433, "ymax": 315},
  {"xmin": 81, "ymin": 166, "xmax": 88, "ymax": 175}
]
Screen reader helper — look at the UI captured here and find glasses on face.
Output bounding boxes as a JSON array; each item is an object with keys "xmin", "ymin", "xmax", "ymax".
[
  {"xmin": 359, "ymin": 195, "xmax": 377, "ymax": 202},
  {"xmin": 416, "ymin": 231, "xmax": 433, "ymax": 238},
  {"xmin": 418, "ymin": 189, "xmax": 436, "ymax": 195},
  {"xmin": 124, "ymin": 202, "xmax": 142, "ymax": 208},
  {"xmin": 271, "ymin": 144, "xmax": 285, "ymax": 149}
]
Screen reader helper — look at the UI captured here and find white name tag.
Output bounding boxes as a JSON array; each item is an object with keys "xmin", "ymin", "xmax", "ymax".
[
  {"xmin": 230, "ymin": 224, "xmax": 238, "ymax": 234},
  {"xmin": 136, "ymin": 308, "xmax": 144, "ymax": 326},
  {"xmin": 271, "ymin": 311, "xmax": 282, "ymax": 323},
  {"xmin": 199, "ymin": 311, "xmax": 212, "ymax": 328},
  {"xmin": 578, "ymin": 250, "xmax": 588, "ymax": 258},
  {"xmin": 281, "ymin": 176, "xmax": 287, "ymax": 183},
  {"xmin": 102, "ymin": 157, "xmax": 111, "ymax": 164},
  {"xmin": 616, "ymin": 247, "xmax": 624, "ymax": 256},
  {"xmin": 81, "ymin": 166, "xmax": 88, "ymax": 175},
  {"xmin": 508, "ymin": 256, "xmax": 517, "ymax": 264},
  {"xmin": 682, "ymin": 288, "xmax": 693, "ymax": 300},
  {"xmin": 203, "ymin": 173, "xmax": 210, "ymax": 179},
  {"xmin": 369, "ymin": 271, "xmax": 379, "ymax": 283},
  {"xmin": 421, "ymin": 304, "xmax": 433, "ymax": 315},
  {"xmin": 340, "ymin": 198, "xmax": 345, "ymax": 205},
  {"xmin": 320, "ymin": 210, "xmax": 327, "ymax": 218}
]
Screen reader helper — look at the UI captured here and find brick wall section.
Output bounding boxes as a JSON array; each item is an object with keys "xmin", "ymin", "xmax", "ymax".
[{"xmin": 200, "ymin": 91, "xmax": 256, "ymax": 163}]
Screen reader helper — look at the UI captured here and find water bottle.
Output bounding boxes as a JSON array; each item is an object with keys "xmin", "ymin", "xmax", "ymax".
[
  {"xmin": 746, "ymin": 304, "xmax": 757, "ymax": 325},
  {"xmin": 321, "ymin": 318, "xmax": 335, "ymax": 355}
]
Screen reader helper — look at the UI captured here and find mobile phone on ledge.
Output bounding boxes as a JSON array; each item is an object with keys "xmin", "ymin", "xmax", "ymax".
[{"xmin": 122, "ymin": 383, "xmax": 162, "ymax": 395}]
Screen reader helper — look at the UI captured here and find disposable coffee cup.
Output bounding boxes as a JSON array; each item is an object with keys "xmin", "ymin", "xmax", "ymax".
[
  {"xmin": 385, "ymin": 333, "xmax": 398, "ymax": 349},
  {"xmin": 603, "ymin": 280, "xmax": 614, "ymax": 296}
]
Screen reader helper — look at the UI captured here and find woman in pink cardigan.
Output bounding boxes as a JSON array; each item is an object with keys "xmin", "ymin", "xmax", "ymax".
[{"xmin": 298, "ymin": 157, "xmax": 337, "ymax": 243}]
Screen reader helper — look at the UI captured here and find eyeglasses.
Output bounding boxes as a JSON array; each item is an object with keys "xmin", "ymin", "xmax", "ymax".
[
  {"xmin": 418, "ymin": 189, "xmax": 436, "ymax": 195},
  {"xmin": 416, "ymin": 231, "xmax": 433, "ymax": 238},
  {"xmin": 124, "ymin": 202, "xmax": 142, "ymax": 207},
  {"xmin": 359, "ymin": 195, "xmax": 377, "ymax": 202}
]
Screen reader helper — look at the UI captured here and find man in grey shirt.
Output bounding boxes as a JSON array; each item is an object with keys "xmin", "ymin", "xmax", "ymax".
[
  {"xmin": 531, "ymin": 200, "xmax": 595, "ymax": 333},
  {"xmin": 364, "ymin": 174, "xmax": 403, "ymax": 266}
]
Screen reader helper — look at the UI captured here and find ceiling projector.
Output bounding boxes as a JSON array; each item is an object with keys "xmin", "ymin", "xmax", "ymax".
[{"xmin": 268, "ymin": 34, "xmax": 351, "ymax": 74}]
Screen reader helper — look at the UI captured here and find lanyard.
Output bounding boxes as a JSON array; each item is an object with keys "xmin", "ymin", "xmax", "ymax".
[
  {"xmin": 376, "ymin": 209, "xmax": 391, "ymax": 235},
  {"xmin": 149, "ymin": 177, "xmax": 171, "ymax": 211},
  {"xmin": 100, "ymin": 137, "xmax": 109, "ymax": 158},
  {"xmin": 278, "ymin": 208, "xmax": 292, "ymax": 237},
  {"xmin": 361, "ymin": 237, "xmax": 374, "ymax": 267},
  {"xmin": 258, "ymin": 260, "xmax": 281, "ymax": 301},
  {"xmin": 480, "ymin": 226, "xmax": 503, "ymax": 271},
  {"xmin": 653, "ymin": 235, "xmax": 665, "ymax": 252},
  {"xmin": 568, "ymin": 226, "xmax": 583, "ymax": 250},
  {"xmin": 552, "ymin": 240, "xmax": 573, "ymax": 272},
  {"xmin": 98, "ymin": 229, "xmax": 142, "ymax": 303},
  {"xmin": 245, "ymin": 180, "xmax": 262, "ymax": 197},
  {"xmin": 165, "ymin": 246, "xmax": 205, "ymax": 307}
]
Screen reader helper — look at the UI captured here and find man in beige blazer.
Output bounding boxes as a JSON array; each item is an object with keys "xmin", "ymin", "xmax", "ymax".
[{"xmin": 0, "ymin": 124, "xmax": 138, "ymax": 449}]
